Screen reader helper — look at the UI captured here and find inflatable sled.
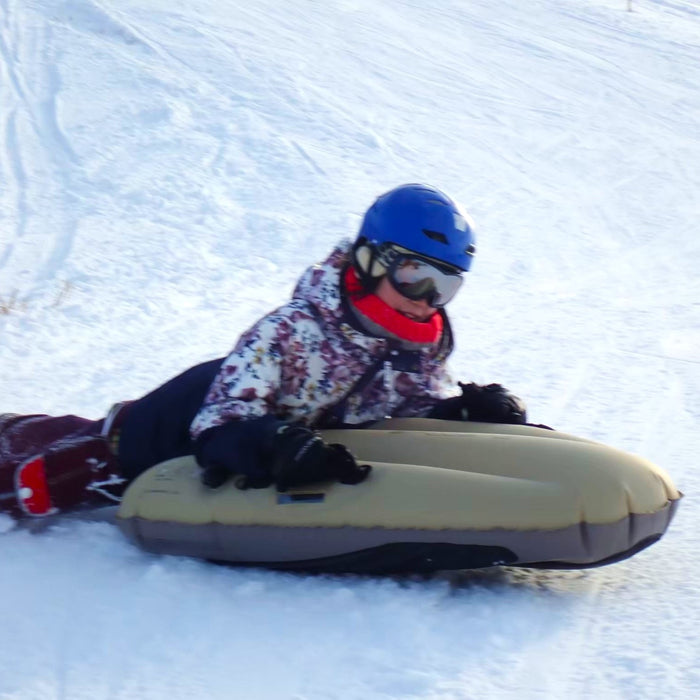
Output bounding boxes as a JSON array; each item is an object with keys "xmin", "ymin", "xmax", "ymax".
[{"xmin": 117, "ymin": 419, "xmax": 681, "ymax": 574}]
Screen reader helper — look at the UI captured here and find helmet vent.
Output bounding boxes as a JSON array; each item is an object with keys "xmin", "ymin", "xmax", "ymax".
[{"xmin": 422, "ymin": 228, "xmax": 448, "ymax": 245}]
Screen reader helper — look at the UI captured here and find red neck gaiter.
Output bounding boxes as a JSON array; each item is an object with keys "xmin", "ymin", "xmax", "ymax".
[{"xmin": 344, "ymin": 267, "xmax": 443, "ymax": 345}]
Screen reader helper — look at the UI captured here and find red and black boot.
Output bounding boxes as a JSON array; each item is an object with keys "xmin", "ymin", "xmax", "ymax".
[{"xmin": 0, "ymin": 412, "xmax": 127, "ymax": 520}]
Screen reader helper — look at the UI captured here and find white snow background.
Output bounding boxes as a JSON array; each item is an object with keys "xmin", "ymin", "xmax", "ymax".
[{"xmin": 1, "ymin": 0, "xmax": 699, "ymax": 698}]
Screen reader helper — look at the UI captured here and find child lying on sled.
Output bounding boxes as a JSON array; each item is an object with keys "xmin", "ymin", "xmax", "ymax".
[{"xmin": 0, "ymin": 184, "xmax": 526, "ymax": 519}]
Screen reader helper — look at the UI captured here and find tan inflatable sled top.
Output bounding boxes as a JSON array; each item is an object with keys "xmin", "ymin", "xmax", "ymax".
[{"xmin": 118, "ymin": 419, "xmax": 681, "ymax": 572}]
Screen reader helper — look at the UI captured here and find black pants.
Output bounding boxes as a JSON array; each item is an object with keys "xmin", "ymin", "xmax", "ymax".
[{"xmin": 117, "ymin": 357, "xmax": 225, "ymax": 479}]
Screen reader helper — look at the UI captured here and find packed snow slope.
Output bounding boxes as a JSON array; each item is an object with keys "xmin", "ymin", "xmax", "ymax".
[{"xmin": 1, "ymin": 0, "xmax": 699, "ymax": 697}]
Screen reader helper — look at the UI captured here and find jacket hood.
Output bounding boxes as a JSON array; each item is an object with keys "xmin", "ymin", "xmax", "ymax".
[{"xmin": 291, "ymin": 240, "xmax": 353, "ymax": 325}]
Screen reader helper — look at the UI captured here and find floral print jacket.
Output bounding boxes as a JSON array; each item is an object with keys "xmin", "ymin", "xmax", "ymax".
[{"xmin": 190, "ymin": 241, "xmax": 459, "ymax": 437}]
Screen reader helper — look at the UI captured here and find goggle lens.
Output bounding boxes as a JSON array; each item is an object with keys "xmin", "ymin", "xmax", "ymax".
[{"xmin": 388, "ymin": 256, "xmax": 463, "ymax": 307}]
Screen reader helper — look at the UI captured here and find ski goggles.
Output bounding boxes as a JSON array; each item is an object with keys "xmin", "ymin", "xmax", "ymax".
[{"xmin": 387, "ymin": 255, "xmax": 463, "ymax": 307}]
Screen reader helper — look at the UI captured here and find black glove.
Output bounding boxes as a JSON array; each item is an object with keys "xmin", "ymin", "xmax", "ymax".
[
  {"xmin": 429, "ymin": 382, "xmax": 527, "ymax": 424},
  {"xmin": 195, "ymin": 416, "xmax": 281, "ymax": 489},
  {"xmin": 196, "ymin": 418, "xmax": 371, "ymax": 491},
  {"xmin": 268, "ymin": 424, "xmax": 372, "ymax": 492}
]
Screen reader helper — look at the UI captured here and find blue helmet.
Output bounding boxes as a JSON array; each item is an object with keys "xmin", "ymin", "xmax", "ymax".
[{"xmin": 355, "ymin": 184, "xmax": 476, "ymax": 272}]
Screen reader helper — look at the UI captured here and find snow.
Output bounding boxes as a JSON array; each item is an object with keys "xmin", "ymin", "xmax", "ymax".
[{"xmin": 1, "ymin": 0, "xmax": 699, "ymax": 697}]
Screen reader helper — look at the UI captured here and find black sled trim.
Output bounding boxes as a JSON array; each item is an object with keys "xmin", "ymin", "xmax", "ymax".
[{"xmin": 210, "ymin": 542, "xmax": 518, "ymax": 575}]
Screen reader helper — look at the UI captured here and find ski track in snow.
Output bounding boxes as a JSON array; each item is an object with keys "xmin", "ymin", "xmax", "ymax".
[
  {"xmin": 1, "ymin": 0, "xmax": 700, "ymax": 698},
  {"xmin": 0, "ymin": 0, "xmax": 81, "ymax": 294}
]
